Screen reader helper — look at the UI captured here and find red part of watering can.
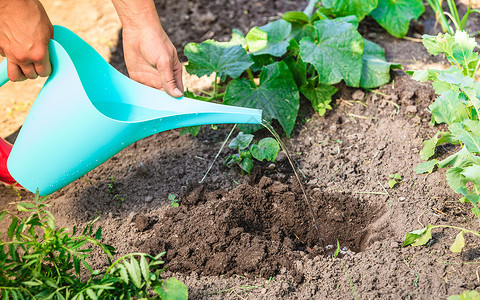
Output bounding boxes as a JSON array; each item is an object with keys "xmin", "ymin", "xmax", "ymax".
[{"xmin": 0, "ymin": 138, "xmax": 17, "ymax": 185}]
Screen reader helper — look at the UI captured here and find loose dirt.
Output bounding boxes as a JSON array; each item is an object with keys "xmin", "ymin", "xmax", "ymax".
[{"xmin": 2, "ymin": 0, "xmax": 480, "ymax": 299}]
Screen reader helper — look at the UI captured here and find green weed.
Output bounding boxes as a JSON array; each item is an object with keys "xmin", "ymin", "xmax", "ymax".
[{"xmin": 0, "ymin": 191, "xmax": 188, "ymax": 299}]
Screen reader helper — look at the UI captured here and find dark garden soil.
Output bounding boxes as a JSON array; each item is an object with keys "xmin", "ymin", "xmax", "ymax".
[{"xmin": 2, "ymin": 0, "xmax": 480, "ymax": 299}]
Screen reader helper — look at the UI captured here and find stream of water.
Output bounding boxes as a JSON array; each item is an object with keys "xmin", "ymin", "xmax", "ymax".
[{"xmin": 260, "ymin": 120, "xmax": 325, "ymax": 248}]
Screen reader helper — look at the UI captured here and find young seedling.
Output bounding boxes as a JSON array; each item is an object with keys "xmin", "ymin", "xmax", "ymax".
[
  {"xmin": 107, "ymin": 176, "xmax": 116, "ymax": 194},
  {"xmin": 388, "ymin": 173, "xmax": 402, "ymax": 188},
  {"xmin": 169, "ymin": 193, "xmax": 179, "ymax": 207},
  {"xmin": 333, "ymin": 239, "xmax": 341, "ymax": 259},
  {"xmin": 224, "ymin": 132, "xmax": 280, "ymax": 174}
]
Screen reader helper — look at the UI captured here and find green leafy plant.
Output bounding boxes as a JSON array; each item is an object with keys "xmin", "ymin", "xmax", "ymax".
[
  {"xmin": 425, "ymin": 0, "xmax": 480, "ymax": 35},
  {"xmin": 224, "ymin": 132, "xmax": 280, "ymax": 174},
  {"xmin": 388, "ymin": 173, "xmax": 402, "ymax": 188},
  {"xmin": 448, "ymin": 289, "xmax": 480, "ymax": 300},
  {"xmin": 168, "ymin": 193, "xmax": 179, "ymax": 208},
  {"xmin": 410, "ymin": 31, "xmax": 480, "ymax": 221},
  {"xmin": 184, "ymin": 1, "xmax": 401, "ymax": 136},
  {"xmin": 0, "ymin": 191, "xmax": 188, "ymax": 299},
  {"xmin": 403, "ymin": 224, "xmax": 480, "ymax": 254},
  {"xmin": 107, "ymin": 176, "xmax": 116, "ymax": 194},
  {"xmin": 318, "ymin": 0, "xmax": 424, "ymax": 38}
]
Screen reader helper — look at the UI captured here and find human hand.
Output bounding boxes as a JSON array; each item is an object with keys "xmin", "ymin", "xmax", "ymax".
[
  {"xmin": 122, "ymin": 25, "xmax": 184, "ymax": 98},
  {"xmin": 0, "ymin": 0, "xmax": 53, "ymax": 81}
]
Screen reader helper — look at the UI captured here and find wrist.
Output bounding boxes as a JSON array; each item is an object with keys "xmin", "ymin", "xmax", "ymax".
[{"xmin": 111, "ymin": 0, "xmax": 161, "ymax": 30}]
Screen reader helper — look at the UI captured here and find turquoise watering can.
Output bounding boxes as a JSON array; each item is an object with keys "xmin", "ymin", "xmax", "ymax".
[{"xmin": 1, "ymin": 25, "xmax": 262, "ymax": 196}]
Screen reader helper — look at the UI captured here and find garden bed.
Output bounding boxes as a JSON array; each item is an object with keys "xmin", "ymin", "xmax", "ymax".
[{"xmin": 2, "ymin": 0, "xmax": 480, "ymax": 298}]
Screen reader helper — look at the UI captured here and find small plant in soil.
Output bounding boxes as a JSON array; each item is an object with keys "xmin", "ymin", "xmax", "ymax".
[
  {"xmin": 224, "ymin": 132, "xmax": 280, "ymax": 174},
  {"xmin": 388, "ymin": 173, "xmax": 402, "ymax": 188},
  {"xmin": 0, "ymin": 191, "xmax": 188, "ymax": 299},
  {"xmin": 169, "ymin": 193, "xmax": 179, "ymax": 208},
  {"xmin": 107, "ymin": 176, "xmax": 116, "ymax": 194}
]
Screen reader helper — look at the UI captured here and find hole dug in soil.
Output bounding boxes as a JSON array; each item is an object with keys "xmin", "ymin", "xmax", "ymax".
[{"xmin": 134, "ymin": 174, "xmax": 385, "ymax": 280}]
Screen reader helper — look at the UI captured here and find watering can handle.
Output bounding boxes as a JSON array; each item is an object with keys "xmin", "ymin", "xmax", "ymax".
[{"xmin": 0, "ymin": 58, "xmax": 8, "ymax": 88}]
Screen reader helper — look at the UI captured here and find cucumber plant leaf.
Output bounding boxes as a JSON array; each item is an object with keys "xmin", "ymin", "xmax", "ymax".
[
  {"xmin": 360, "ymin": 39, "xmax": 401, "ymax": 88},
  {"xmin": 246, "ymin": 19, "xmax": 292, "ymax": 57},
  {"xmin": 321, "ymin": 0, "xmax": 378, "ymax": 21},
  {"xmin": 369, "ymin": 0, "xmax": 424, "ymax": 38},
  {"xmin": 229, "ymin": 132, "xmax": 254, "ymax": 150},
  {"xmin": 184, "ymin": 40, "xmax": 253, "ymax": 79},
  {"xmin": 224, "ymin": 61, "xmax": 299, "ymax": 136},
  {"xmin": 250, "ymin": 138, "xmax": 280, "ymax": 162},
  {"xmin": 299, "ymin": 17, "xmax": 364, "ymax": 87}
]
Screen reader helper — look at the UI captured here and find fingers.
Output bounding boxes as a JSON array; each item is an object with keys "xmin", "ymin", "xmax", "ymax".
[
  {"xmin": 157, "ymin": 55, "xmax": 184, "ymax": 98},
  {"xmin": 7, "ymin": 60, "xmax": 26, "ymax": 82},
  {"xmin": 34, "ymin": 52, "xmax": 52, "ymax": 77},
  {"xmin": 5, "ymin": 48, "xmax": 51, "ymax": 81}
]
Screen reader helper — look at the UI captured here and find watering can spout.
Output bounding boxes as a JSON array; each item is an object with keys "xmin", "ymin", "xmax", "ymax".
[{"xmin": 4, "ymin": 26, "xmax": 263, "ymax": 195}]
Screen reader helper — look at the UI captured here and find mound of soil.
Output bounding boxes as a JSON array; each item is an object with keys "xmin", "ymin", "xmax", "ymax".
[{"xmin": 134, "ymin": 176, "xmax": 379, "ymax": 280}]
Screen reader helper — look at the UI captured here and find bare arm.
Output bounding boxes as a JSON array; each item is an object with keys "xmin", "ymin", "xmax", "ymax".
[
  {"xmin": 0, "ymin": 0, "xmax": 53, "ymax": 81},
  {"xmin": 111, "ymin": 0, "xmax": 184, "ymax": 97}
]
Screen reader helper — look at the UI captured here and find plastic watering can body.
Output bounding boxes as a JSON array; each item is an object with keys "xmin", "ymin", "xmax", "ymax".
[{"xmin": 1, "ymin": 26, "xmax": 262, "ymax": 195}]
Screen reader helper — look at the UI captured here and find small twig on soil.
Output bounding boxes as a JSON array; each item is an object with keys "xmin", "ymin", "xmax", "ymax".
[
  {"xmin": 377, "ymin": 181, "xmax": 390, "ymax": 198},
  {"xmin": 402, "ymin": 36, "xmax": 423, "ymax": 42},
  {"xmin": 347, "ymin": 113, "xmax": 376, "ymax": 120},
  {"xmin": 199, "ymin": 124, "xmax": 236, "ymax": 184},
  {"xmin": 432, "ymin": 208, "xmax": 447, "ymax": 216},
  {"xmin": 353, "ymin": 191, "xmax": 389, "ymax": 195}
]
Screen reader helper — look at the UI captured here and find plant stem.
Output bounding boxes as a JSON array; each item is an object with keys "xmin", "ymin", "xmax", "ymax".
[
  {"xmin": 246, "ymin": 68, "xmax": 256, "ymax": 86},
  {"xmin": 433, "ymin": 224, "xmax": 480, "ymax": 237},
  {"xmin": 214, "ymin": 72, "xmax": 218, "ymax": 99}
]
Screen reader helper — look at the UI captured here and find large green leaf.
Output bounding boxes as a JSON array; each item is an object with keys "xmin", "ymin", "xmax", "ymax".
[
  {"xmin": 246, "ymin": 19, "xmax": 292, "ymax": 57},
  {"xmin": 224, "ymin": 61, "xmax": 299, "ymax": 136},
  {"xmin": 321, "ymin": 0, "xmax": 378, "ymax": 21},
  {"xmin": 299, "ymin": 18, "xmax": 364, "ymax": 87},
  {"xmin": 360, "ymin": 39, "xmax": 401, "ymax": 88},
  {"xmin": 184, "ymin": 40, "xmax": 253, "ymax": 79},
  {"xmin": 428, "ymin": 90, "xmax": 469, "ymax": 125},
  {"xmin": 450, "ymin": 121, "xmax": 480, "ymax": 154},
  {"xmin": 439, "ymin": 146, "xmax": 480, "ymax": 169},
  {"xmin": 446, "ymin": 167, "xmax": 469, "ymax": 195},
  {"xmin": 462, "ymin": 164, "xmax": 480, "ymax": 186},
  {"xmin": 369, "ymin": 0, "xmax": 424, "ymax": 38}
]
